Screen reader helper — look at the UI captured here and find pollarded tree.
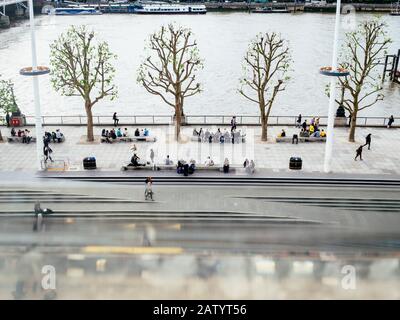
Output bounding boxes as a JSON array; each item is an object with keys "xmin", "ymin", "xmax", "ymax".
[
  {"xmin": 333, "ymin": 19, "xmax": 391, "ymax": 142},
  {"xmin": 0, "ymin": 76, "xmax": 18, "ymax": 141},
  {"xmin": 239, "ymin": 32, "xmax": 291, "ymax": 141},
  {"xmin": 50, "ymin": 25, "xmax": 118, "ymax": 142},
  {"xmin": 137, "ymin": 23, "xmax": 203, "ymax": 141}
]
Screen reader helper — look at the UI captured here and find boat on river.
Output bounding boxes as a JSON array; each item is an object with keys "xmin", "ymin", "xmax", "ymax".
[
  {"xmin": 49, "ymin": 7, "xmax": 102, "ymax": 16},
  {"xmin": 252, "ymin": 6, "xmax": 290, "ymax": 13},
  {"xmin": 133, "ymin": 3, "xmax": 207, "ymax": 14}
]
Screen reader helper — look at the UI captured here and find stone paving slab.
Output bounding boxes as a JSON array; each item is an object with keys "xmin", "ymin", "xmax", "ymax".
[{"xmin": 0, "ymin": 124, "xmax": 399, "ymax": 175}]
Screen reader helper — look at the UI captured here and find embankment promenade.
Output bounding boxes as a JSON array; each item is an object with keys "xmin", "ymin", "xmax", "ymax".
[{"xmin": 1, "ymin": 124, "xmax": 399, "ymax": 175}]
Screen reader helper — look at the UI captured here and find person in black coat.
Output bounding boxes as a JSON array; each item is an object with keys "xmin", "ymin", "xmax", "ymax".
[
  {"xmin": 355, "ymin": 145, "xmax": 363, "ymax": 161},
  {"xmin": 364, "ymin": 133, "xmax": 371, "ymax": 150},
  {"xmin": 5, "ymin": 113, "xmax": 10, "ymax": 127}
]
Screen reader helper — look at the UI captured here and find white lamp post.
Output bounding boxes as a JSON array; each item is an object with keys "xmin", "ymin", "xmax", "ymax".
[
  {"xmin": 320, "ymin": 0, "xmax": 347, "ymax": 173},
  {"xmin": 20, "ymin": 0, "xmax": 49, "ymax": 171}
]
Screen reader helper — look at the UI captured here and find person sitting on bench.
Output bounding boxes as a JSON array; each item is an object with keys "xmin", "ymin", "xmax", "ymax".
[
  {"xmin": 22, "ymin": 130, "xmax": 32, "ymax": 144},
  {"xmin": 205, "ymin": 156, "xmax": 215, "ymax": 167},
  {"xmin": 223, "ymin": 158, "xmax": 230, "ymax": 173},
  {"xmin": 292, "ymin": 134, "xmax": 298, "ymax": 144},
  {"xmin": 117, "ymin": 128, "xmax": 123, "ymax": 138},
  {"xmin": 134, "ymin": 128, "xmax": 140, "ymax": 137},
  {"xmin": 124, "ymin": 128, "xmax": 129, "ymax": 137},
  {"xmin": 320, "ymin": 129, "xmax": 326, "ymax": 137},
  {"xmin": 312, "ymin": 130, "xmax": 321, "ymax": 137},
  {"xmin": 11, "ymin": 128, "xmax": 16, "ymax": 137},
  {"xmin": 278, "ymin": 129, "xmax": 286, "ymax": 137},
  {"xmin": 110, "ymin": 129, "xmax": 117, "ymax": 140},
  {"xmin": 165, "ymin": 155, "xmax": 173, "ymax": 165},
  {"xmin": 188, "ymin": 159, "xmax": 196, "ymax": 174},
  {"xmin": 129, "ymin": 153, "xmax": 144, "ymax": 167},
  {"xmin": 103, "ymin": 130, "xmax": 112, "ymax": 143},
  {"xmin": 55, "ymin": 129, "xmax": 64, "ymax": 142},
  {"xmin": 144, "ymin": 128, "xmax": 149, "ymax": 136}
]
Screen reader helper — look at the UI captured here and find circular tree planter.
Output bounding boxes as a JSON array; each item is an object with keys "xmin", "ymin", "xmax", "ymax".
[
  {"xmin": 20, "ymin": 66, "xmax": 50, "ymax": 76},
  {"xmin": 319, "ymin": 66, "xmax": 349, "ymax": 77}
]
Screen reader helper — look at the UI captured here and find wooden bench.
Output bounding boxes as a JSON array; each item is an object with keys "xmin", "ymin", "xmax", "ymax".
[
  {"xmin": 101, "ymin": 136, "xmax": 156, "ymax": 143},
  {"xmin": 7, "ymin": 136, "xmax": 37, "ymax": 143},
  {"xmin": 276, "ymin": 135, "xmax": 326, "ymax": 143}
]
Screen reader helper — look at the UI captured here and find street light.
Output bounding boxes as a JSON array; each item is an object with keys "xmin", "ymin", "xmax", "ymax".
[
  {"xmin": 320, "ymin": 0, "xmax": 346, "ymax": 173},
  {"xmin": 20, "ymin": 0, "xmax": 49, "ymax": 171}
]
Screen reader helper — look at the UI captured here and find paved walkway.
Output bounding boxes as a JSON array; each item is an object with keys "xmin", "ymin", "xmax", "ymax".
[{"xmin": 0, "ymin": 124, "xmax": 399, "ymax": 174}]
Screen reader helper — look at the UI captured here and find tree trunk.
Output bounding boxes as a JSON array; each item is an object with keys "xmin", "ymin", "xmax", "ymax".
[
  {"xmin": 85, "ymin": 102, "xmax": 94, "ymax": 142},
  {"xmin": 175, "ymin": 109, "xmax": 181, "ymax": 141},
  {"xmin": 174, "ymin": 95, "xmax": 182, "ymax": 141},
  {"xmin": 259, "ymin": 99, "xmax": 267, "ymax": 141},
  {"xmin": 261, "ymin": 115, "xmax": 267, "ymax": 141},
  {"xmin": 348, "ymin": 111, "xmax": 357, "ymax": 142}
]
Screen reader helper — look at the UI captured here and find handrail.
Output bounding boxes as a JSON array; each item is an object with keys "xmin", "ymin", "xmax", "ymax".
[
  {"xmin": 1, "ymin": 114, "xmax": 396, "ymax": 127},
  {"xmin": 13, "ymin": 114, "xmax": 397, "ymax": 127}
]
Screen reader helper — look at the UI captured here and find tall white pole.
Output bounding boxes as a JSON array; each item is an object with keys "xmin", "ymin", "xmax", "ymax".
[
  {"xmin": 28, "ymin": 0, "xmax": 44, "ymax": 171},
  {"xmin": 323, "ymin": 0, "xmax": 342, "ymax": 173}
]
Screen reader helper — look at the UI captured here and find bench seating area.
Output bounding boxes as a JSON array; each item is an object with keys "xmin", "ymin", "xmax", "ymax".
[
  {"xmin": 191, "ymin": 136, "xmax": 246, "ymax": 143},
  {"xmin": 121, "ymin": 163, "xmax": 241, "ymax": 172},
  {"xmin": 101, "ymin": 136, "xmax": 156, "ymax": 143},
  {"xmin": 276, "ymin": 136, "xmax": 326, "ymax": 143},
  {"xmin": 7, "ymin": 136, "xmax": 37, "ymax": 143}
]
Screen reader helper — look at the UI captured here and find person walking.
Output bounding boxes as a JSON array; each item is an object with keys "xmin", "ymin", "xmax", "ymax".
[
  {"xmin": 144, "ymin": 177, "xmax": 154, "ymax": 201},
  {"xmin": 355, "ymin": 145, "xmax": 363, "ymax": 161},
  {"xmin": 364, "ymin": 133, "xmax": 371, "ymax": 150},
  {"xmin": 296, "ymin": 114, "xmax": 302, "ymax": 128},
  {"xmin": 43, "ymin": 145, "xmax": 53, "ymax": 163},
  {"xmin": 230, "ymin": 116, "xmax": 237, "ymax": 132},
  {"xmin": 5, "ymin": 113, "xmax": 10, "ymax": 127},
  {"xmin": 113, "ymin": 112, "xmax": 119, "ymax": 127},
  {"xmin": 149, "ymin": 149, "xmax": 155, "ymax": 169},
  {"xmin": 387, "ymin": 115, "xmax": 394, "ymax": 128}
]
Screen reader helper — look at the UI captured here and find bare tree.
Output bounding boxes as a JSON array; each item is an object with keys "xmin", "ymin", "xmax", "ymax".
[
  {"xmin": 333, "ymin": 19, "xmax": 391, "ymax": 142},
  {"xmin": 239, "ymin": 32, "xmax": 291, "ymax": 141},
  {"xmin": 137, "ymin": 23, "xmax": 203, "ymax": 141},
  {"xmin": 50, "ymin": 25, "xmax": 117, "ymax": 142}
]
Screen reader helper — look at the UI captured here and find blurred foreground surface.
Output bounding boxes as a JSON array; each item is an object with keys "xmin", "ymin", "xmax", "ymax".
[{"xmin": 0, "ymin": 173, "xmax": 400, "ymax": 299}]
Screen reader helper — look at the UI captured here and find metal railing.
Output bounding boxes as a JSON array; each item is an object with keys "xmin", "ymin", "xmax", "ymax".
[{"xmin": 17, "ymin": 114, "xmax": 397, "ymax": 127}]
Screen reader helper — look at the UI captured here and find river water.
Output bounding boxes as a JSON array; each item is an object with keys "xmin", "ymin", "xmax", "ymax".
[{"xmin": 0, "ymin": 12, "xmax": 399, "ymax": 117}]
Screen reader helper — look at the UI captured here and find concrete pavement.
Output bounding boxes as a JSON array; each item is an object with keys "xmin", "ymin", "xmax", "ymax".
[{"xmin": 1, "ymin": 124, "xmax": 399, "ymax": 174}]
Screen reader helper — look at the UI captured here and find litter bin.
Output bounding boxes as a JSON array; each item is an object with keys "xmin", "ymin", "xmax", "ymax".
[
  {"xmin": 289, "ymin": 157, "xmax": 302, "ymax": 170},
  {"xmin": 83, "ymin": 157, "xmax": 96, "ymax": 170}
]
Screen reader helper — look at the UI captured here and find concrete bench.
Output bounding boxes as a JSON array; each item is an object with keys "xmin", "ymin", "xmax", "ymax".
[
  {"xmin": 191, "ymin": 136, "xmax": 246, "ymax": 143},
  {"xmin": 7, "ymin": 136, "xmax": 37, "ymax": 143},
  {"xmin": 45, "ymin": 136, "xmax": 66, "ymax": 143},
  {"xmin": 121, "ymin": 163, "xmax": 240, "ymax": 172},
  {"xmin": 276, "ymin": 135, "xmax": 326, "ymax": 143},
  {"xmin": 101, "ymin": 136, "xmax": 156, "ymax": 143}
]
